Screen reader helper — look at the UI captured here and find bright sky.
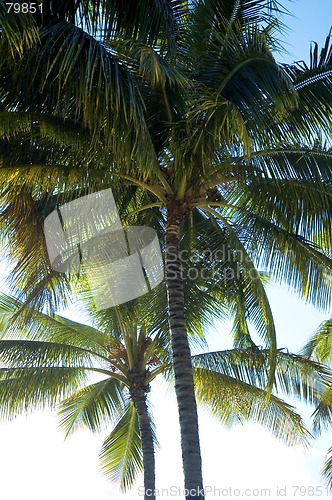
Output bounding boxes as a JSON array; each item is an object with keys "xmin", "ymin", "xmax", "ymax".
[{"xmin": 0, "ymin": 1, "xmax": 332, "ymax": 499}]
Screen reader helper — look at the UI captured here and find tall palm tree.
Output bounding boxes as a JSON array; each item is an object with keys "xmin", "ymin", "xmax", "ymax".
[
  {"xmin": 1, "ymin": 1, "xmax": 332, "ymax": 496},
  {"xmin": 1, "ymin": 291, "xmax": 332, "ymax": 498}
]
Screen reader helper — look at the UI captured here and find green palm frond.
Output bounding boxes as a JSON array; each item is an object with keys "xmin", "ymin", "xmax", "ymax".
[
  {"xmin": 193, "ymin": 346, "xmax": 332, "ymax": 445},
  {"xmin": 0, "ymin": 112, "xmax": 93, "ymax": 156},
  {"xmin": 16, "ymin": 32, "xmax": 134, "ymax": 126},
  {"xmin": 248, "ymin": 146, "xmax": 332, "ymax": 187},
  {"xmin": 235, "ymin": 212, "xmax": 332, "ymax": 311},
  {"xmin": 0, "ymin": 188, "xmax": 73, "ymax": 313},
  {"xmin": 322, "ymin": 447, "xmax": 332, "ymax": 491},
  {"xmin": 194, "ymin": 367, "xmax": 311, "ymax": 446},
  {"xmin": 303, "ymin": 320, "xmax": 332, "ymax": 436},
  {"xmin": 190, "ymin": 0, "xmax": 288, "ymax": 43},
  {"xmin": 311, "ymin": 383, "xmax": 332, "ymax": 435},
  {"xmin": 0, "ymin": 292, "xmax": 111, "ymax": 353},
  {"xmin": 0, "ymin": 339, "xmax": 102, "ymax": 367},
  {"xmin": 302, "ymin": 319, "xmax": 332, "ymax": 363},
  {"xmin": 198, "ymin": 209, "xmax": 278, "ymax": 391},
  {"xmin": 0, "ymin": 334, "xmax": 112, "ymax": 419},
  {"xmin": 0, "ymin": 1, "xmax": 39, "ymax": 57},
  {"xmin": 192, "ymin": 348, "xmax": 331, "ymax": 405},
  {"xmin": 187, "ymin": 23, "xmax": 297, "ymax": 159},
  {"xmin": 0, "ymin": 366, "xmax": 88, "ymax": 418},
  {"xmin": 58, "ymin": 0, "xmax": 185, "ymax": 50},
  {"xmin": 99, "ymin": 401, "xmax": 143, "ymax": 492},
  {"xmin": 284, "ymin": 33, "xmax": 332, "ymax": 138},
  {"xmin": 58, "ymin": 378, "xmax": 128, "ymax": 436},
  {"xmin": 1, "ymin": 36, "xmax": 150, "ymax": 173}
]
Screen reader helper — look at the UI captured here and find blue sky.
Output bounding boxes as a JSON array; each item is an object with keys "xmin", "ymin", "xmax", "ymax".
[
  {"xmin": 0, "ymin": 2, "xmax": 331, "ymax": 499},
  {"xmin": 279, "ymin": 0, "xmax": 332, "ymax": 64}
]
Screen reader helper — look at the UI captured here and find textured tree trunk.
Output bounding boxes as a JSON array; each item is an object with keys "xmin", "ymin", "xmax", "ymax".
[
  {"xmin": 132, "ymin": 387, "xmax": 156, "ymax": 500},
  {"xmin": 165, "ymin": 206, "xmax": 204, "ymax": 500}
]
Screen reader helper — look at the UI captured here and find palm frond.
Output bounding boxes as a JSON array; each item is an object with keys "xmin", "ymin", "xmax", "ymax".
[
  {"xmin": 58, "ymin": 378, "xmax": 127, "ymax": 436},
  {"xmin": 302, "ymin": 319, "xmax": 332, "ymax": 362},
  {"xmin": 322, "ymin": 447, "xmax": 332, "ymax": 492},
  {"xmin": 99, "ymin": 401, "xmax": 143, "ymax": 492},
  {"xmin": 200, "ymin": 209, "xmax": 278, "ymax": 391},
  {"xmin": 1, "ymin": 23, "xmax": 153, "ymax": 164},
  {"xmin": 192, "ymin": 348, "xmax": 332, "ymax": 405},
  {"xmin": 0, "ymin": 1, "xmax": 39, "ymax": 57},
  {"xmin": 0, "ymin": 112, "xmax": 93, "ymax": 155},
  {"xmin": 0, "ymin": 292, "xmax": 111, "ymax": 354},
  {"xmin": 194, "ymin": 367, "xmax": 311, "ymax": 446},
  {"xmin": 0, "ymin": 366, "xmax": 88, "ymax": 418},
  {"xmin": 191, "ymin": 0, "xmax": 287, "ymax": 36},
  {"xmin": 311, "ymin": 383, "xmax": 332, "ymax": 435},
  {"xmin": 188, "ymin": 20, "xmax": 297, "ymax": 157},
  {"xmin": 0, "ymin": 338, "xmax": 102, "ymax": 367},
  {"xmin": 283, "ymin": 33, "xmax": 332, "ymax": 139}
]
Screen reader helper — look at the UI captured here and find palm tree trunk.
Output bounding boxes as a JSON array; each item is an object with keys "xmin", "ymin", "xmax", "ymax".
[
  {"xmin": 165, "ymin": 206, "xmax": 204, "ymax": 500},
  {"xmin": 132, "ymin": 386, "xmax": 156, "ymax": 500}
]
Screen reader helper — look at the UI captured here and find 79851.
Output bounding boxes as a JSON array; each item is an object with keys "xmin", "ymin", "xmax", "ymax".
[{"xmin": 6, "ymin": 3, "xmax": 43, "ymax": 13}]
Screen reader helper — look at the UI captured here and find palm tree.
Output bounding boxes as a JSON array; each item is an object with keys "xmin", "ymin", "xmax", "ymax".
[
  {"xmin": 1, "ymin": 291, "xmax": 332, "ymax": 498},
  {"xmin": 1, "ymin": 1, "xmax": 332, "ymax": 496},
  {"xmin": 0, "ymin": 292, "xmax": 165, "ymax": 498}
]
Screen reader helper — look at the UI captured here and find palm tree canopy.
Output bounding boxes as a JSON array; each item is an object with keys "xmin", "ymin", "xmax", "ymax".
[
  {"xmin": 1, "ymin": 0, "xmax": 331, "ymax": 317},
  {"xmin": 0, "ymin": 291, "xmax": 332, "ymax": 486}
]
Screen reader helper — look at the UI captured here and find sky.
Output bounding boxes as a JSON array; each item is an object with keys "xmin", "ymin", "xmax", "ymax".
[
  {"xmin": 278, "ymin": 0, "xmax": 332, "ymax": 64},
  {"xmin": 0, "ymin": 1, "xmax": 332, "ymax": 499}
]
